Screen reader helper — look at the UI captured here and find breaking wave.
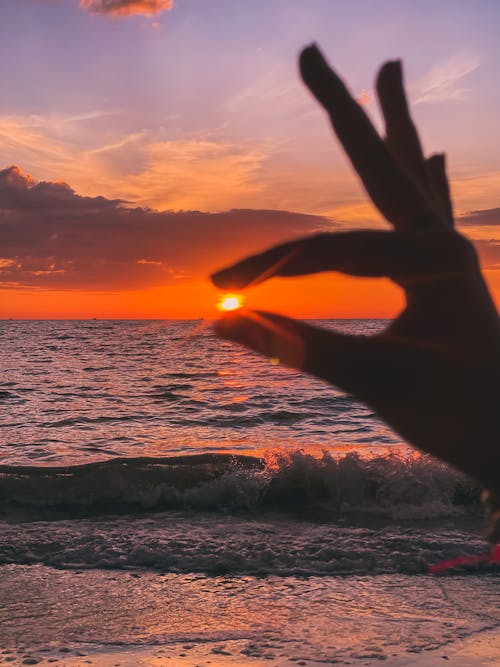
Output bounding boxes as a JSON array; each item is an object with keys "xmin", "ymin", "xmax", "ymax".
[{"xmin": 0, "ymin": 449, "xmax": 480, "ymax": 520}]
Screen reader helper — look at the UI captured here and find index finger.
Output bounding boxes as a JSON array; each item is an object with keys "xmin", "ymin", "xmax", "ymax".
[
  {"xmin": 210, "ymin": 230, "xmax": 437, "ymax": 290},
  {"xmin": 300, "ymin": 45, "xmax": 442, "ymax": 229}
]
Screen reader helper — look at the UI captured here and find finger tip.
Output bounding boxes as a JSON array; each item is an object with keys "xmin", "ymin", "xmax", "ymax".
[
  {"xmin": 300, "ymin": 42, "xmax": 320, "ymax": 59},
  {"xmin": 213, "ymin": 310, "xmax": 248, "ymax": 340},
  {"xmin": 299, "ymin": 43, "xmax": 327, "ymax": 76},
  {"xmin": 210, "ymin": 268, "xmax": 244, "ymax": 290},
  {"xmin": 386, "ymin": 59, "xmax": 403, "ymax": 73},
  {"xmin": 210, "ymin": 270, "xmax": 227, "ymax": 289},
  {"xmin": 214, "ymin": 310, "xmax": 308, "ymax": 370},
  {"xmin": 376, "ymin": 59, "xmax": 403, "ymax": 90},
  {"xmin": 428, "ymin": 152, "xmax": 445, "ymax": 163},
  {"xmin": 427, "ymin": 152, "xmax": 447, "ymax": 171}
]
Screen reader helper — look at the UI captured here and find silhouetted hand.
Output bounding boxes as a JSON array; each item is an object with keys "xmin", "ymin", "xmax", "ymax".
[{"xmin": 212, "ymin": 45, "xmax": 500, "ymax": 494}]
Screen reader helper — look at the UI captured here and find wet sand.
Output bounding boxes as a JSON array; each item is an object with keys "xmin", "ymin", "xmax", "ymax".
[
  {"xmin": 1, "ymin": 628, "xmax": 499, "ymax": 666},
  {"xmin": 1, "ymin": 565, "xmax": 498, "ymax": 666}
]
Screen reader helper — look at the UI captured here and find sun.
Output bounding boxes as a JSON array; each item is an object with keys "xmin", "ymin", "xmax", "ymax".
[{"xmin": 217, "ymin": 293, "xmax": 244, "ymax": 312}]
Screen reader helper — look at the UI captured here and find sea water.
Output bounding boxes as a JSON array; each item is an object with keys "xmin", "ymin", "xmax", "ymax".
[{"xmin": 0, "ymin": 320, "xmax": 498, "ymax": 665}]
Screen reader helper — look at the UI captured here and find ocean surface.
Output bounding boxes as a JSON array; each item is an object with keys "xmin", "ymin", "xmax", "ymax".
[
  {"xmin": 0, "ymin": 319, "xmax": 401, "ymax": 466},
  {"xmin": 0, "ymin": 319, "xmax": 498, "ymax": 665}
]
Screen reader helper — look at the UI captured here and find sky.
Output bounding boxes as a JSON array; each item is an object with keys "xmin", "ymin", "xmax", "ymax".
[{"xmin": 1, "ymin": 0, "xmax": 499, "ymax": 318}]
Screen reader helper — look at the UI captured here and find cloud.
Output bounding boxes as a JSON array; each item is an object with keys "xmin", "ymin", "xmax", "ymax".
[
  {"xmin": 111, "ymin": 139, "xmax": 271, "ymax": 211},
  {"xmin": 80, "ymin": 0, "xmax": 173, "ymax": 16},
  {"xmin": 1, "ymin": 111, "xmax": 498, "ymax": 227},
  {"xmin": 458, "ymin": 208, "xmax": 500, "ymax": 226},
  {"xmin": 452, "ymin": 208, "xmax": 500, "ymax": 268},
  {"xmin": 451, "ymin": 173, "xmax": 500, "ymax": 215},
  {"xmin": 0, "ymin": 166, "xmax": 333, "ymax": 290},
  {"xmin": 0, "ymin": 165, "xmax": 121, "ymax": 212},
  {"xmin": 0, "ymin": 113, "xmax": 277, "ymax": 212},
  {"xmin": 413, "ymin": 54, "xmax": 480, "ymax": 105}
]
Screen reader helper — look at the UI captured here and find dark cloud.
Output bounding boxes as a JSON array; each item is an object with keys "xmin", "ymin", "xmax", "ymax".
[
  {"xmin": 458, "ymin": 208, "xmax": 500, "ymax": 226},
  {"xmin": 80, "ymin": 0, "xmax": 173, "ymax": 16},
  {"xmin": 0, "ymin": 166, "xmax": 332, "ymax": 290},
  {"xmin": 4, "ymin": 166, "xmax": 499, "ymax": 291},
  {"xmin": 454, "ymin": 206, "xmax": 500, "ymax": 267},
  {"xmin": 456, "ymin": 210, "xmax": 500, "ymax": 268},
  {"xmin": 0, "ymin": 166, "xmax": 122, "ymax": 212}
]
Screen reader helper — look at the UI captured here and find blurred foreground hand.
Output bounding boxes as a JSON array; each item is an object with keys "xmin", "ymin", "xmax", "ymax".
[{"xmin": 212, "ymin": 45, "xmax": 500, "ymax": 494}]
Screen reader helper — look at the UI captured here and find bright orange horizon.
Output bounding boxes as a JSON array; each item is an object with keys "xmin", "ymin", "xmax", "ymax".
[
  {"xmin": 0, "ymin": 275, "xmax": 405, "ymax": 320},
  {"xmin": 3, "ymin": 267, "xmax": 500, "ymax": 320}
]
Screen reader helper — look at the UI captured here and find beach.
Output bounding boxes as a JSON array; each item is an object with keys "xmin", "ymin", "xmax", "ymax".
[
  {"xmin": 5, "ymin": 631, "xmax": 498, "ymax": 667},
  {"xmin": 1, "ymin": 564, "xmax": 498, "ymax": 666}
]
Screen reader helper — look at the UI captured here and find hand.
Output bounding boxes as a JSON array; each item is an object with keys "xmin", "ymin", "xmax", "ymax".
[{"xmin": 211, "ymin": 45, "xmax": 500, "ymax": 494}]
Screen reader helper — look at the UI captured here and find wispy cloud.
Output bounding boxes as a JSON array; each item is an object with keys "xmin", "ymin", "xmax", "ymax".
[
  {"xmin": 0, "ymin": 113, "xmax": 275, "ymax": 211},
  {"xmin": 224, "ymin": 61, "xmax": 313, "ymax": 127},
  {"xmin": 0, "ymin": 112, "xmax": 362, "ymax": 215},
  {"xmin": 1, "ymin": 109, "xmax": 498, "ymax": 221},
  {"xmin": 111, "ymin": 139, "xmax": 269, "ymax": 211},
  {"xmin": 413, "ymin": 54, "xmax": 480, "ymax": 105},
  {"xmin": 80, "ymin": 0, "xmax": 173, "ymax": 17},
  {"xmin": 451, "ymin": 172, "xmax": 500, "ymax": 215},
  {"xmin": 64, "ymin": 109, "xmax": 125, "ymax": 124}
]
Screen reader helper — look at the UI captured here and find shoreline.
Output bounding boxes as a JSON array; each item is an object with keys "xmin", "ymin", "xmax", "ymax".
[
  {"xmin": 3, "ymin": 627, "xmax": 498, "ymax": 666},
  {"xmin": 1, "ymin": 566, "xmax": 498, "ymax": 666}
]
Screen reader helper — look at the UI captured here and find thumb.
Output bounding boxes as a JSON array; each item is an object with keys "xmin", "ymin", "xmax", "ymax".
[{"xmin": 215, "ymin": 310, "xmax": 385, "ymax": 397}]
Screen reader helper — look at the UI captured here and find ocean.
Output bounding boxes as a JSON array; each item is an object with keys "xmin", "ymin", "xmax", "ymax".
[{"xmin": 0, "ymin": 319, "xmax": 498, "ymax": 666}]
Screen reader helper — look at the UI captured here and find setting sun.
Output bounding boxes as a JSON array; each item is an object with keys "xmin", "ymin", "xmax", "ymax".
[{"xmin": 217, "ymin": 294, "xmax": 245, "ymax": 312}]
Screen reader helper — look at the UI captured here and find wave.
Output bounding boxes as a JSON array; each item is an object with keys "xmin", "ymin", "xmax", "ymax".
[
  {"xmin": 0, "ymin": 450, "xmax": 481, "ymax": 521},
  {"xmin": 0, "ymin": 451, "xmax": 493, "ymax": 575},
  {"xmin": 0, "ymin": 390, "xmax": 15, "ymax": 399},
  {"xmin": 42, "ymin": 414, "xmax": 149, "ymax": 428}
]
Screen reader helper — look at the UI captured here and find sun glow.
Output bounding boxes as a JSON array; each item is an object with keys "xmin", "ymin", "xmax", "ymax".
[{"xmin": 217, "ymin": 293, "xmax": 244, "ymax": 312}]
